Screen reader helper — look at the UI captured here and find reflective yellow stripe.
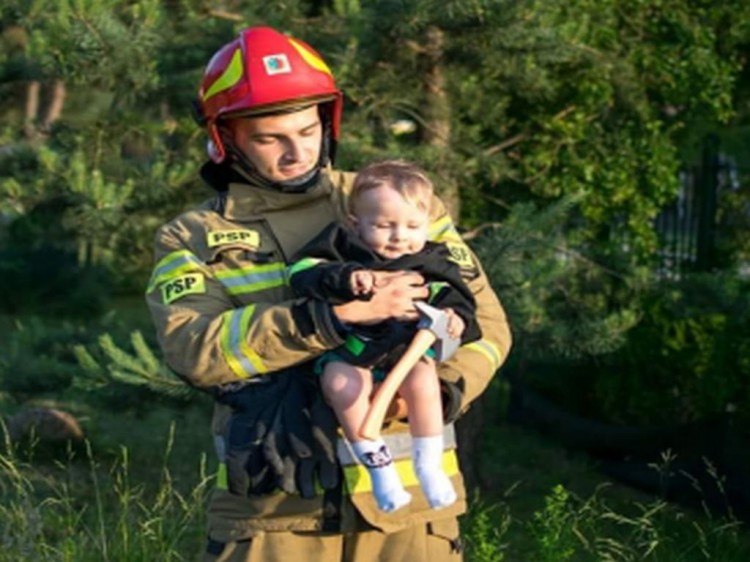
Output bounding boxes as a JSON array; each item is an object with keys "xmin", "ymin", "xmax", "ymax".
[
  {"xmin": 146, "ymin": 250, "xmax": 207, "ymax": 293},
  {"xmin": 465, "ymin": 339, "xmax": 502, "ymax": 370},
  {"xmin": 202, "ymin": 48, "xmax": 243, "ymax": 102},
  {"xmin": 288, "ymin": 38, "xmax": 332, "ymax": 76},
  {"xmin": 428, "ymin": 216, "xmax": 462, "ymax": 243},
  {"xmin": 288, "ymin": 257, "xmax": 325, "ymax": 279},
  {"xmin": 217, "ymin": 462, "xmax": 228, "ymax": 489},
  {"xmin": 219, "ymin": 306, "xmax": 266, "ymax": 378},
  {"xmin": 336, "ymin": 425, "xmax": 457, "ymax": 465},
  {"xmin": 215, "ymin": 263, "xmax": 287, "ymax": 295},
  {"xmin": 343, "ymin": 450, "xmax": 459, "ymax": 494},
  {"xmin": 216, "ymin": 449, "xmax": 460, "ymax": 496}
]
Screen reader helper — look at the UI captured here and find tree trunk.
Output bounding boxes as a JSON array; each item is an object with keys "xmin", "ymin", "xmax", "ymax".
[
  {"xmin": 24, "ymin": 80, "xmax": 40, "ymax": 139},
  {"xmin": 42, "ymin": 80, "xmax": 66, "ymax": 131},
  {"xmin": 23, "ymin": 79, "xmax": 66, "ymax": 140},
  {"xmin": 421, "ymin": 25, "xmax": 460, "ymax": 220}
]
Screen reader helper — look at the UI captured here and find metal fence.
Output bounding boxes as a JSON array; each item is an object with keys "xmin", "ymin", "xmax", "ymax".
[{"xmin": 654, "ymin": 135, "xmax": 740, "ymax": 278}]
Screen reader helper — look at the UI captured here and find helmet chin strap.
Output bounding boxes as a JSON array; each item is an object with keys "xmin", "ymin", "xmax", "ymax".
[
  {"xmin": 225, "ymin": 145, "xmax": 322, "ymax": 193},
  {"xmin": 221, "ymin": 120, "xmax": 332, "ymax": 194}
]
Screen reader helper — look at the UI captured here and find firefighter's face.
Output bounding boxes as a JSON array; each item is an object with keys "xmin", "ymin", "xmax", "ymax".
[
  {"xmin": 227, "ymin": 105, "xmax": 323, "ymax": 183},
  {"xmin": 350, "ymin": 184, "xmax": 430, "ymax": 260}
]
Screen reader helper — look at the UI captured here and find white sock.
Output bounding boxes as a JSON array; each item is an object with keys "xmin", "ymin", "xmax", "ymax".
[
  {"xmin": 352, "ymin": 440, "xmax": 412, "ymax": 512},
  {"xmin": 412, "ymin": 435, "xmax": 457, "ymax": 509}
]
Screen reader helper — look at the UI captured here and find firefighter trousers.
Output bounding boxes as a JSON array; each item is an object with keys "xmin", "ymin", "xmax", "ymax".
[{"xmin": 203, "ymin": 517, "xmax": 463, "ymax": 562}]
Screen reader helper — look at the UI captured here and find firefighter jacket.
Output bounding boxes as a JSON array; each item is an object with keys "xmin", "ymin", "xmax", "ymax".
[
  {"xmin": 288, "ymin": 223, "xmax": 481, "ymax": 370},
  {"xmin": 145, "ymin": 162, "xmax": 512, "ymax": 542}
]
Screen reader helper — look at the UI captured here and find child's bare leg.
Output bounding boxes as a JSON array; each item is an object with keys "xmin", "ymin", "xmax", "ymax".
[
  {"xmin": 321, "ymin": 361, "xmax": 411, "ymax": 512},
  {"xmin": 398, "ymin": 358, "xmax": 457, "ymax": 509},
  {"xmin": 320, "ymin": 361, "xmax": 372, "ymax": 442}
]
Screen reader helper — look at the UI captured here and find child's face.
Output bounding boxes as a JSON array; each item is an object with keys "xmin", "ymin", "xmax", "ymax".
[{"xmin": 350, "ymin": 185, "xmax": 430, "ymax": 260}]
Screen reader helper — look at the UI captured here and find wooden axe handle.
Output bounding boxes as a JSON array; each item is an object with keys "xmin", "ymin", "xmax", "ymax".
[{"xmin": 359, "ymin": 329, "xmax": 437, "ymax": 440}]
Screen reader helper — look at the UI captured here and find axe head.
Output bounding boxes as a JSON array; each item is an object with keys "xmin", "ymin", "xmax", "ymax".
[{"xmin": 413, "ymin": 301, "xmax": 460, "ymax": 362}]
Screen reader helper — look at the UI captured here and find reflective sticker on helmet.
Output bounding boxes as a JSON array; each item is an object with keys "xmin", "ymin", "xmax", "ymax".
[
  {"xmin": 207, "ymin": 229, "xmax": 260, "ymax": 249},
  {"xmin": 201, "ymin": 48, "xmax": 244, "ymax": 102},
  {"xmin": 161, "ymin": 273, "xmax": 206, "ymax": 304},
  {"xmin": 263, "ymin": 54, "xmax": 291, "ymax": 75},
  {"xmin": 288, "ymin": 38, "xmax": 333, "ymax": 76}
]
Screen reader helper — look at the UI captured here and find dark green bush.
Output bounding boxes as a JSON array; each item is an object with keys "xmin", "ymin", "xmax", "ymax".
[
  {"xmin": 592, "ymin": 272, "xmax": 750, "ymax": 426},
  {"xmin": 0, "ymin": 246, "xmax": 111, "ymax": 316}
]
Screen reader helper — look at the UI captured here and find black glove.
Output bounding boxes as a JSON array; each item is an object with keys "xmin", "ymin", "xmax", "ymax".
[
  {"xmin": 302, "ymin": 389, "xmax": 340, "ymax": 494},
  {"xmin": 263, "ymin": 369, "xmax": 340, "ymax": 498},
  {"xmin": 219, "ymin": 379, "xmax": 286, "ymax": 496},
  {"xmin": 217, "ymin": 367, "xmax": 340, "ymax": 498},
  {"xmin": 440, "ymin": 378, "xmax": 465, "ymax": 424}
]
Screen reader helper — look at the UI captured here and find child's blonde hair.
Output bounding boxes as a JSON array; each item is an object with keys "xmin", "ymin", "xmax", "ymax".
[{"xmin": 349, "ymin": 159, "xmax": 434, "ymax": 215}]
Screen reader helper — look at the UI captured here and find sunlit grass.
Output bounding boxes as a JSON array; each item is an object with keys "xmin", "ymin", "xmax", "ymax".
[
  {"xmin": 0, "ymin": 423, "xmax": 211, "ymax": 562},
  {"xmin": 1, "ymin": 404, "xmax": 747, "ymax": 562}
]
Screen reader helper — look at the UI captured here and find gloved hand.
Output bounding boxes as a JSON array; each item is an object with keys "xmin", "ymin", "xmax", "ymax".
[
  {"xmin": 440, "ymin": 378, "xmax": 465, "ymax": 424},
  {"xmin": 263, "ymin": 370, "xmax": 340, "ymax": 498},
  {"xmin": 218, "ymin": 367, "xmax": 340, "ymax": 498},
  {"xmin": 220, "ymin": 379, "xmax": 287, "ymax": 496}
]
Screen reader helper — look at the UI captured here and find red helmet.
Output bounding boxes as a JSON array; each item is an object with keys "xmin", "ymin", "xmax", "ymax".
[{"xmin": 196, "ymin": 27, "xmax": 343, "ymax": 163}]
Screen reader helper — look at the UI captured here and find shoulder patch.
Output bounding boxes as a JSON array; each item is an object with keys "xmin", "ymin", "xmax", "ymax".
[
  {"xmin": 161, "ymin": 273, "xmax": 206, "ymax": 304},
  {"xmin": 446, "ymin": 241, "xmax": 475, "ymax": 270},
  {"xmin": 207, "ymin": 230, "xmax": 260, "ymax": 249}
]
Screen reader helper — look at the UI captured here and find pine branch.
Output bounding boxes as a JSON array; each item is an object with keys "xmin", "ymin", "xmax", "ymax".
[{"xmin": 74, "ymin": 331, "xmax": 194, "ymax": 400}]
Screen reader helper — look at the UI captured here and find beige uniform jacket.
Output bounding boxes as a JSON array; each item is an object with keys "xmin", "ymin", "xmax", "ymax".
[{"xmin": 146, "ymin": 167, "xmax": 512, "ymax": 541}]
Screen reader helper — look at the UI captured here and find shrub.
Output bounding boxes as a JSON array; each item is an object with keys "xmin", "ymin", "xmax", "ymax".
[{"xmin": 593, "ymin": 272, "xmax": 750, "ymax": 426}]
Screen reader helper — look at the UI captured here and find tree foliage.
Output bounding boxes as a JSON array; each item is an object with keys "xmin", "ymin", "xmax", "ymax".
[
  {"xmin": 1, "ymin": 2, "xmax": 749, "ymax": 410},
  {"xmin": 2, "ymin": 0, "xmax": 748, "ymax": 290}
]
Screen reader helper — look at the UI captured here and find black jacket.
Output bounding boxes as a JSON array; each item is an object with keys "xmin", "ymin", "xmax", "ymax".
[{"xmin": 289, "ymin": 224, "xmax": 481, "ymax": 369}]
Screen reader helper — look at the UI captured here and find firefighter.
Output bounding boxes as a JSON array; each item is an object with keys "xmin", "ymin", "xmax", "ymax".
[{"xmin": 145, "ymin": 26, "xmax": 511, "ymax": 562}]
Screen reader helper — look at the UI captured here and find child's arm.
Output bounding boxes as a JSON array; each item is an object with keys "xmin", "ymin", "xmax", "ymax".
[
  {"xmin": 290, "ymin": 259, "xmax": 370, "ymax": 303},
  {"xmin": 289, "ymin": 223, "xmax": 377, "ymax": 303}
]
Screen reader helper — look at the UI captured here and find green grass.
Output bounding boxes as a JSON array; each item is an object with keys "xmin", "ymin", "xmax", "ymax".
[
  {"xmin": 1, "ymin": 311, "xmax": 748, "ymax": 562},
  {"xmin": 2, "ymin": 400, "xmax": 748, "ymax": 562},
  {"xmin": 0, "ymin": 410, "xmax": 213, "ymax": 562},
  {"xmin": 464, "ymin": 385, "xmax": 750, "ymax": 562}
]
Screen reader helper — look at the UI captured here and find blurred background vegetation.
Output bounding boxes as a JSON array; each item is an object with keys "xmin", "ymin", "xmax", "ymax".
[{"xmin": 2, "ymin": 0, "xmax": 750, "ymax": 560}]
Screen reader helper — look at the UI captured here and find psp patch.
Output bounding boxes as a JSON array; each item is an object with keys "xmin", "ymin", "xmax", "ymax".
[
  {"xmin": 207, "ymin": 229, "xmax": 260, "ymax": 249},
  {"xmin": 446, "ymin": 241, "xmax": 475, "ymax": 269},
  {"xmin": 446, "ymin": 241, "xmax": 480, "ymax": 280},
  {"xmin": 161, "ymin": 273, "xmax": 206, "ymax": 304}
]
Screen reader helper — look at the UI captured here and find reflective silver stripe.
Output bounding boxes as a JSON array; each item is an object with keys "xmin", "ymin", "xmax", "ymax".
[
  {"xmin": 336, "ymin": 423, "xmax": 457, "ymax": 466},
  {"xmin": 214, "ymin": 435, "xmax": 226, "ymax": 461},
  {"xmin": 219, "ymin": 306, "xmax": 266, "ymax": 378},
  {"xmin": 215, "ymin": 263, "xmax": 287, "ymax": 295}
]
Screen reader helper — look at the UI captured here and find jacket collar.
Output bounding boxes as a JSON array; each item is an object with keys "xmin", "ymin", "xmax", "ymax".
[{"xmin": 221, "ymin": 169, "xmax": 335, "ymax": 220}]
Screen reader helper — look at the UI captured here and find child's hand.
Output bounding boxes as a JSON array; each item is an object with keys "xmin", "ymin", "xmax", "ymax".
[
  {"xmin": 370, "ymin": 270, "xmax": 401, "ymax": 288},
  {"xmin": 443, "ymin": 308, "xmax": 465, "ymax": 339},
  {"xmin": 351, "ymin": 269, "xmax": 376, "ymax": 296}
]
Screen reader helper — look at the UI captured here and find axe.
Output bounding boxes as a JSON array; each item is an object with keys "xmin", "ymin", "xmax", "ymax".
[{"xmin": 359, "ymin": 302, "xmax": 460, "ymax": 440}]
